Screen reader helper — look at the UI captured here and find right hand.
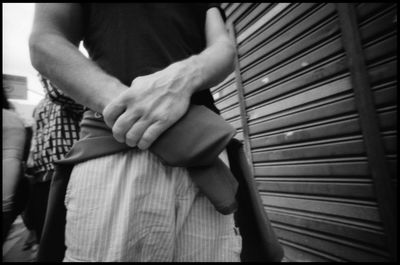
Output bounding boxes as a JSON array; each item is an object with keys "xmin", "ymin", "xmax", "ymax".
[{"xmin": 103, "ymin": 63, "xmax": 195, "ymax": 150}]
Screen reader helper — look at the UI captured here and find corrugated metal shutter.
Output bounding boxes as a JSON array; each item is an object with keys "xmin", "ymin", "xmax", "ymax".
[
  {"xmin": 353, "ymin": 2, "xmax": 398, "ymax": 260},
  {"xmin": 356, "ymin": 2, "xmax": 397, "ymax": 204},
  {"xmin": 211, "ymin": 3, "xmax": 397, "ymax": 262}
]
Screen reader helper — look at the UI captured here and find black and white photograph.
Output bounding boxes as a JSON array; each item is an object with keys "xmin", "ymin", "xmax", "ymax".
[{"xmin": 2, "ymin": 3, "xmax": 397, "ymax": 262}]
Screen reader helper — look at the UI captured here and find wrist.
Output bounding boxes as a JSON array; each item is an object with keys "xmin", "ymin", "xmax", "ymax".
[
  {"xmin": 99, "ymin": 79, "xmax": 126, "ymax": 113},
  {"xmin": 172, "ymin": 55, "xmax": 204, "ymax": 96}
]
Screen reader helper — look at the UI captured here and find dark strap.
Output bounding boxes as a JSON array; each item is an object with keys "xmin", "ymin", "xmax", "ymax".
[{"xmin": 227, "ymin": 139, "xmax": 284, "ymax": 262}]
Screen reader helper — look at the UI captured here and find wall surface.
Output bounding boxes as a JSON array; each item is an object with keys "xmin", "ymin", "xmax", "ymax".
[{"xmin": 211, "ymin": 3, "xmax": 397, "ymax": 262}]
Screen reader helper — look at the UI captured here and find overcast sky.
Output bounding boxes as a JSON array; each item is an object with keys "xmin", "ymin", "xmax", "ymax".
[
  {"xmin": 2, "ymin": 3, "xmax": 44, "ymax": 105},
  {"xmin": 2, "ymin": 3, "xmax": 88, "ymax": 106}
]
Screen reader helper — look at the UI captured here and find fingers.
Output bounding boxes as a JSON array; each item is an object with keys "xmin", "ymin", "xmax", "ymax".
[
  {"xmin": 111, "ymin": 112, "xmax": 140, "ymax": 143},
  {"xmin": 104, "ymin": 100, "xmax": 166, "ymax": 148},
  {"xmin": 103, "ymin": 102, "xmax": 126, "ymax": 128},
  {"xmin": 113, "ymin": 114, "xmax": 170, "ymax": 149},
  {"xmin": 125, "ymin": 119, "xmax": 151, "ymax": 147},
  {"xmin": 137, "ymin": 121, "xmax": 168, "ymax": 150}
]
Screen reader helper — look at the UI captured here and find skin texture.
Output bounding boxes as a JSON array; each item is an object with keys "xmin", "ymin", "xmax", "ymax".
[{"xmin": 29, "ymin": 4, "xmax": 235, "ymax": 149}]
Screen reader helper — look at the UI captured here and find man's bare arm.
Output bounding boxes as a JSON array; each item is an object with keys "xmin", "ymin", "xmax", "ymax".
[
  {"xmin": 193, "ymin": 7, "xmax": 236, "ymax": 92},
  {"xmin": 103, "ymin": 7, "xmax": 236, "ymax": 150},
  {"xmin": 29, "ymin": 3, "xmax": 126, "ymax": 114}
]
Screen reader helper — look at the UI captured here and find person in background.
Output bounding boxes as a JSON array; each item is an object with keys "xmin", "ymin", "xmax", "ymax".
[
  {"xmin": 22, "ymin": 75, "xmax": 84, "ymax": 244},
  {"xmin": 2, "ymin": 88, "xmax": 28, "ymax": 244},
  {"xmin": 29, "ymin": 3, "xmax": 239, "ymax": 262}
]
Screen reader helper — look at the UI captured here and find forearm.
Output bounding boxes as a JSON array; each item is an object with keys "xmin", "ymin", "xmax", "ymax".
[
  {"xmin": 40, "ymin": 76, "xmax": 85, "ymax": 114},
  {"xmin": 167, "ymin": 36, "xmax": 236, "ymax": 97},
  {"xmin": 190, "ymin": 36, "xmax": 236, "ymax": 93},
  {"xmin": 101, "ymin": 7, "xmax": 235, "ymax": 149},
  {"xmin": 103, "ymin": 37, "xmax": 235, "ymax": 149},
  {"xmin": 29, "ymin": 34, "xmax": 126, "ymax": 113}
]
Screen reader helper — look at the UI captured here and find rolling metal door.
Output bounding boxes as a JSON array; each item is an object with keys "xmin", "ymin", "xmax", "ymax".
[
  {"xmin": 356, "ymin": 2, "xmax": 397, "ymax": 202},
  {"xmin": 212, "ymin": 3, "xmax": 397, "ymax": 262},
  {"xmin": 352, "ymin": 2, "xmax": 397, "ymax": 260}
]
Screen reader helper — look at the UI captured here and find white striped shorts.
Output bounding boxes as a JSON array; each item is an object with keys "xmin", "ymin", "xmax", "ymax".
[{"xmin": 64, "ymin": 149, "xmax": 242, "ymax": 262}]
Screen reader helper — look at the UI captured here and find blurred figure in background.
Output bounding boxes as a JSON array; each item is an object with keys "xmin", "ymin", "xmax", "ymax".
[
  {"xmin": 2, "ymin": 88, "xmax": 29, "ymax": 244},
  {"xmin": 22, "ymin": 75, "xmax": 84, "ymax": 244}
]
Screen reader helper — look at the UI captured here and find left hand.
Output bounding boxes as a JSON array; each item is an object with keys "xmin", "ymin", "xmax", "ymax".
[{"xmin": 102, "ymin": 63, "xmax": 195, "ymax": 150}]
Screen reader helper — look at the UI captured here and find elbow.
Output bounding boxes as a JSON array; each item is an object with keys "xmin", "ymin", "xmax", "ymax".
[
  {"xmin": 223, "ymin": 37, "xmax": 237, "ymax": 74},
  {"xmin": 29, "ymin": 33, "xmax": 49, "ymax": 74},
  {"xmin": 228, "ymin": 41, "xmax": 236, "ymax": 73},
  {"xmin": 29, "ymin": 34, "xmax": 42, "ymax": 72}
]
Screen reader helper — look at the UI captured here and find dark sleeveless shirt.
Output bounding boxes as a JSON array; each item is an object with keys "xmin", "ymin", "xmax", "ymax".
[{"xmin": 80, "ymin": 3, "xmax": 225, "ymax": 114}]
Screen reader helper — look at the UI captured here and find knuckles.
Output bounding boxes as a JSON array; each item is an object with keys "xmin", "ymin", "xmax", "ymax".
[{"xmin": 104, "ymin": 82, "xmax": 187, "ymax": 149}]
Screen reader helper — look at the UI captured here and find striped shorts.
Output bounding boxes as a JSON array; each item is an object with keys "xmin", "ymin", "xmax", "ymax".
[{"xmin": 63, "ymin": 149, "xmax": 242, "ymax": 262}]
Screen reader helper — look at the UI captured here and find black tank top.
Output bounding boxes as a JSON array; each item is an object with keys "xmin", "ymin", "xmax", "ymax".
[{"xmin": 80, "ymin": 3, "xmax": 225, "ymax": 114}]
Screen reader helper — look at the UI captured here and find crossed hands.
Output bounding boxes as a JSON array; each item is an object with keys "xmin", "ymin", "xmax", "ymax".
[{"xmin": 102, "ymin": 64, "xmax": 194, "ymax": 150}]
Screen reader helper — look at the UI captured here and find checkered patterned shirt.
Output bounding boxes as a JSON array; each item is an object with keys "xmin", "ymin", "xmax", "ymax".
[{"xmin": 30, "ymin": 77, "xmax": 84, "ymax": 182}]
